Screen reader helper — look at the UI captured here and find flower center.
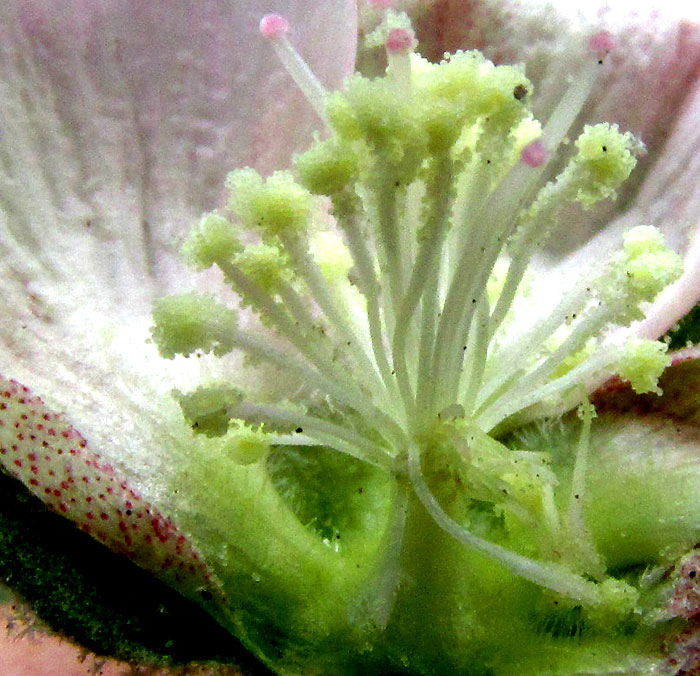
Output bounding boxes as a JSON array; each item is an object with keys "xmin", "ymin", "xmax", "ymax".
[{"xmin": 150, "ymin": 10, "xmax": 682, "ymax": 609}]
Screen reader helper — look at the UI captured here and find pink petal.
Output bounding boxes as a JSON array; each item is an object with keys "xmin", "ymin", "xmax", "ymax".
[
  {"xmin": 0, "ymin": 615, "xmax": 126, "ymax": 676},
  {"xmin": 0, "ymin": 606, "xmax": 237, "ymax": 676}
]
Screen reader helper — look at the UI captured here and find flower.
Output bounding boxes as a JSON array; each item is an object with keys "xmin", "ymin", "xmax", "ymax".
[
  {"xmin": 1, "ymin": 1, "xmax": 700, "ymax": 675},
  {"xmin": 0, "ymin": 0, "xmax": 356, "ymax": 673}
]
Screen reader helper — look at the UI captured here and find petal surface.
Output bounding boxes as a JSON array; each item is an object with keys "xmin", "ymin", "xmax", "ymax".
[{"xmin": 0, "ymin": 0, "xmax": 357, "ymax": 499}]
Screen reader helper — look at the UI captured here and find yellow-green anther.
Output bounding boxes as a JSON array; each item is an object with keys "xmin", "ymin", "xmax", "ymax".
[
  {"xmin": 475, "ymin": 64, "xmax": 531, "ymax": 136},
  {"xmin": 226, "ymin": 168, "xmax": 313, "ymax": 236},
  {"xmin": 151, "ymin": 293, "xmax": 237, "ymax": 359},
  {"xmin": 177, "ymin": 385, "xmax": 244, "ymax": 437},
  {"xmin": 234, "ymin": 243, "xmax": 292, "ymax": 293},
  {"xmin": 182, "ymin": 212, "xmax": 241, "ymax": 269},
  {"xmin": 621, "ymin": 226, "xmax": 684, "ymax": 303},
  {"xmin": 326, "ymin": 75, "xmax": 427, "ymax": 179},
  {"xmin": 616, "ymin": 338, "xmax": 671, "ymax": 395},
  {"xmin": 415, "ymin": 51, "xmax": 483, "ymax": 109},
  {"xmin": 601, "ymin": 226, "xmax": 683, "ymax": 321},
  {"xmin": 571, "ymin": 123, "xmax": 638, "ymax": 207},
  {"xmin": 295, "ymin": 138, "xmax": 358, "ymax": 195},
  {"xmin": 415, "ymin": 52, "xmax": 530, "ymax": 135},
  {"xmin": 418, "ymin": 98, "xmax": 463, "ymax": 154},
  {"xmin": 220, "ymin": 423, "xmax": 271, "ymax": 465}
]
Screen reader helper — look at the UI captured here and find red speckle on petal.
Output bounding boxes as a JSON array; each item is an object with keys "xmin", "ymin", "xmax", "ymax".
[{"xmin": 0, "ymin": 374, "xmax": 224, "ymax": 602}]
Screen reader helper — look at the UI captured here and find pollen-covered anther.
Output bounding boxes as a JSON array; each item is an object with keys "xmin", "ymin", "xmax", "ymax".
[
  {"xmin": 151, "ymin": 293, "xmax": 237, "ymax": 359},
  {"xmin": 259, "ymin": 13, "xmax": 290, "ymax": 40},
  {"xmin": 615, "ymin": 338, "xmax": 670, "ymax": 395},
  {"xmin": 0, "ymin": 374, "xmax": 223, "ymax": 601},
  {"xmin": 520, "ymin": 140, "xmax": 548, "ymax": 168}
]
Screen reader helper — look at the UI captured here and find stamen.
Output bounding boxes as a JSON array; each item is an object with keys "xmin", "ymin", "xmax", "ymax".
[
  {"xmin": 568, "ymin": 394, "xmax": 596, "ymax": 544},
  {"xmin": 235, "ymin": 402, "xmax": 390, "ymax": 467},
  {"xmin": 259, "ymin": 13, "xmax": 328, "ymax": 124},
  {"xmin": 152, "ymin": 14, "xmax": 686, "ymax": 621},
  {"xmin": 407, "ymin": 442, "xmax": 615, "ymax": 606},
  {"xmin": 539, "ymin": 35, "xmax": 614, "ymax": 152}
]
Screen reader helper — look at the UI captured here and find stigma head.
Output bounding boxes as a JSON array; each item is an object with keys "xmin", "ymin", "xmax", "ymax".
[
  {"xmin": 386, "ymin": 27, "xmax": 415, "ymax": 53},
  {"xmin": 259, "ymin": 13, "xmax": 290, "ymax": 41},
  {"xmin": 521, "ymin": 140, "xmax": 548, "ymax": 168},
  {"xmin": 589, "ymin": 30, "xmax": 615, "ymax": 55}
]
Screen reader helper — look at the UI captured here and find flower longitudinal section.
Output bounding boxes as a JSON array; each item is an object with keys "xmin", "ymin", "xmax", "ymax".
[{"xmin": 145, "ymin": 8, "xmax": 695, "ymax": 675}]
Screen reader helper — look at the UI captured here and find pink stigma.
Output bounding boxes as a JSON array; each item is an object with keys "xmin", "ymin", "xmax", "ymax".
[
  {"xmin": 370, "ymin": 0, "xmax": 394, "ymax": 8},
  {"xmin": 260, "ymin": 13, "xmax": 290, "ymax": 40},
  {"xmin": 386, "ymin": 27, "xmax": 414, "ymax": 53},
  {"xmin": 520, "ymin": 140, "xmax": 548, "ymax": 168},
  {"xmin": 589, "ymin": 30, "xmax": 615, "ymax": 54}
]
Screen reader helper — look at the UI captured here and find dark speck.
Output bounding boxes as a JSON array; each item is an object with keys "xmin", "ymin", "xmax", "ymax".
[{"xmin": 513, "ymin": 84, "xmax": 528, "ymax": 100}]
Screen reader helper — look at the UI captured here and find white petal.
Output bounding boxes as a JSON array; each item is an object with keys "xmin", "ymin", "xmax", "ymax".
[{"xmin": 0, "ymin": 0, "xmax": 357, "ymax": 495}]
